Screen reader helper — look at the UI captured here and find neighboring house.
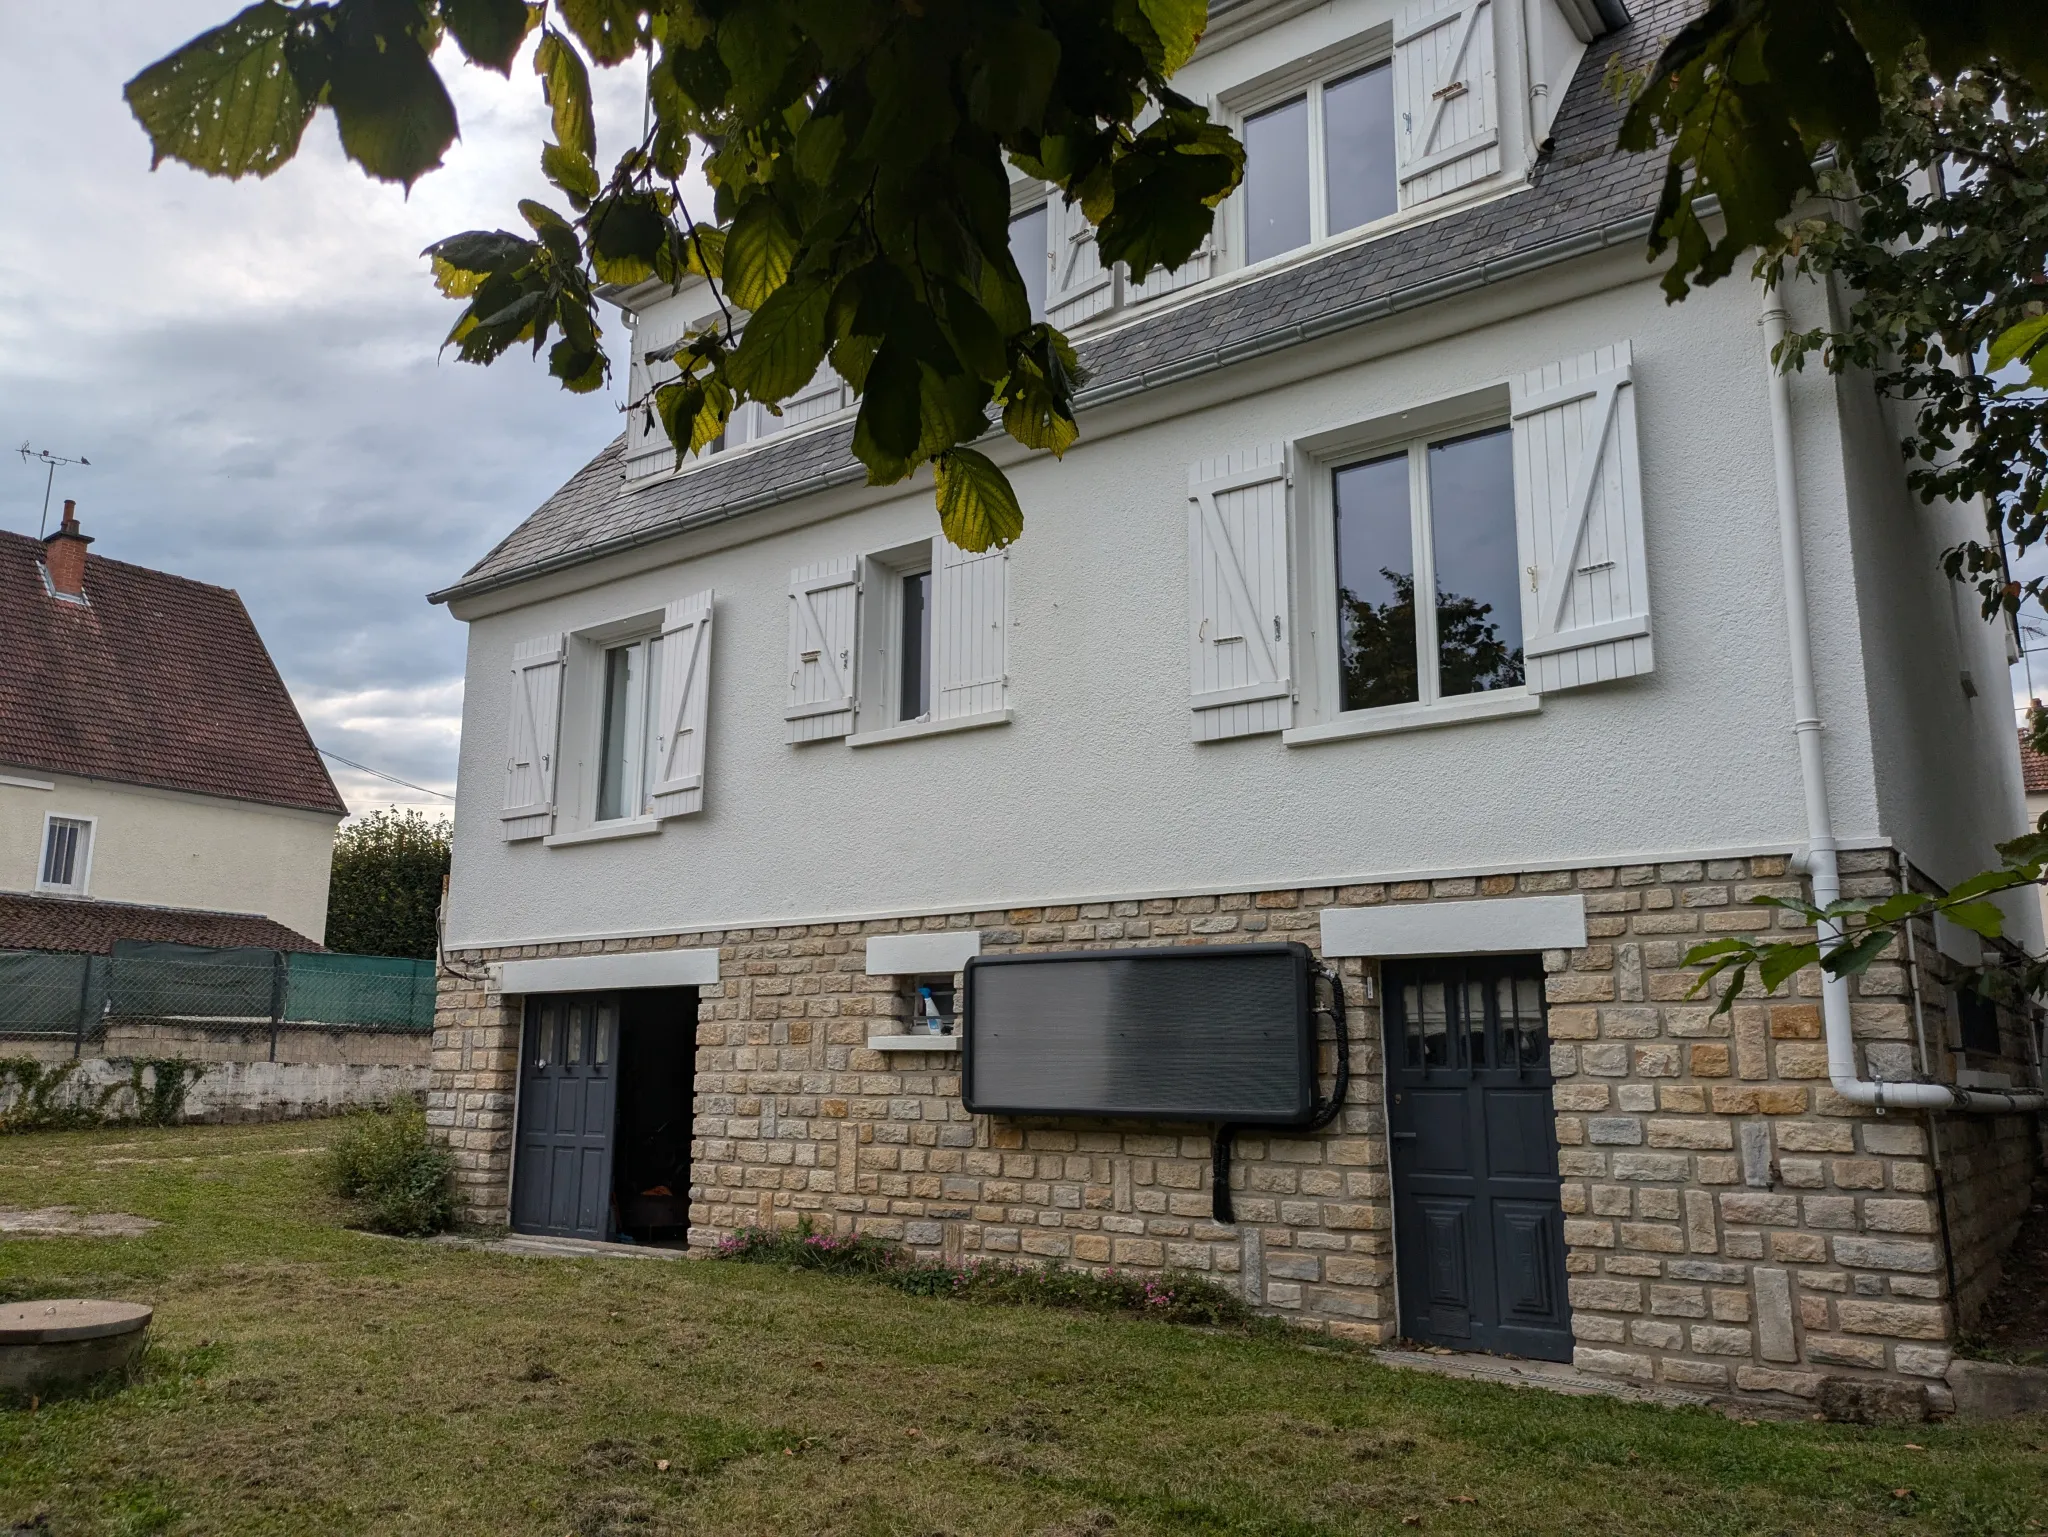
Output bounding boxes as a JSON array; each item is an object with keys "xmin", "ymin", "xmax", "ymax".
[
  {"xmin": 430, "ymin": 0, "xmax": 2040, "ymax": 1410},
  {"xmin": 2021, "ymin": 726, "xmax": 2048, "ymax": 936},
  {"xmin": 0, "ymin": 503, "xmax": 346, "ymax": 947}
]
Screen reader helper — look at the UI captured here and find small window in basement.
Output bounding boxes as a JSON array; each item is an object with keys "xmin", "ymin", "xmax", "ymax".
[
  {"xmin": 1956, "ymin": 987, "xmax": 2002, "ymax": 1056},
  {"xmin": 906, "ymin": 975, "xmax": 957, "ymax": 1036}
]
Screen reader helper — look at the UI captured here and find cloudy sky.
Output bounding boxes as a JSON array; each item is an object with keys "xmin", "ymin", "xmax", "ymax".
[{"xmin": 0, "ymin": 4, "xmax": 689, "ymax": 815}]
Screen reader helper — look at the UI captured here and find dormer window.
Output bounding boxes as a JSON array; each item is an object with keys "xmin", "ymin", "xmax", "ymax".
[{"xmin": 1242, "ymin": 59, "xmax": 1397, "ymax": 265}]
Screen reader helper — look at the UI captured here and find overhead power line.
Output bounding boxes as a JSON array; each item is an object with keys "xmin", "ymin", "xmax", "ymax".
[{"xmin": 317, "ymin": 746, "xmax": 455, "ymax": 802}]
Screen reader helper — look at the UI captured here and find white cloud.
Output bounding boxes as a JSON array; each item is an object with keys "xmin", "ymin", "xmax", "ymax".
[{"xmin": 1, "ymin": 4, "xmax": 694, "ymax": 823}]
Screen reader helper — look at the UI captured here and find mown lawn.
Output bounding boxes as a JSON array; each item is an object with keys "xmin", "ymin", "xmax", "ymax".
[{"xmin": 1, "ymin": 1122, "xmax": 2043, "ymax": 1537}]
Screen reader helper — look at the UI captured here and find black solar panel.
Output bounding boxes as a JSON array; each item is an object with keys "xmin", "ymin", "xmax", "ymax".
[{"xmin": 961, "ymin": 944, "xmax": 1316, "ymax": 1123}]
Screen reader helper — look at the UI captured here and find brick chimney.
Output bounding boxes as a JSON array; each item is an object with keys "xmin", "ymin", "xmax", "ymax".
[{"xmin": 42, "ymin": 500, "xmax": 91, "ymax": 600}]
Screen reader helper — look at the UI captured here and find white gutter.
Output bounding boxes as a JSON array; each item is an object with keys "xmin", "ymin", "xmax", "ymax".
[{"xmin": 1760, "ymin": 282, "xmax": 2043, "ymax": 1114}]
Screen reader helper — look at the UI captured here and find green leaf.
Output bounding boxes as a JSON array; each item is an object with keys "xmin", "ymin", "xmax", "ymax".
[
  {"xmin": 728, "ymin": 278, "xmax": 832, "ymax": 402},
  {"xmin": 934, "ymin": 447, "xmax": 1024, "ymax": 552},
  {"xmin": 540, "ymin": 141, "xmax": 599, "ymax": 206},
  {"xmin": 1820, "ymin": 927, "xmax": 1894, "ymax": 980},
  {"xmin": 325, "ymin": 10, "xmax": 459, "ymax": 188},
  {"xmin": 723, "ymin": 198, "xmax": 798, "ymax": 310},
  {"xmin": 535, "ymin": 31, "xmax": 596, "ymax": 164},
  {"xmin": 1137, "ymin": 0, "xmax": 1207, "ymax": 74},
  {"xmin": 548, "ymin": 336, "xmax": 606, "ymax": 392},
  {"xmin": 557, "ymin": 0, "xmax": 643, "ymax": 65},
  {"xmin": 1987, "ymin": 314, "xmax": 2048, "ymax": 385},
  {"xmin": 587, "ymin": 193, "xmax": 673, "ymax": 283},
  {"xmin": 441, "ymin": 0, "xmax": 537, "ymax": 75},
  {"xmin": 124, "ymin": 1, "xmax": 316, "ymax": 180},
  {"xmin": 1941, "ymin": 899, "xmax": 2008, "ymax": 940},
  {"xmin": 1756, "ymin": 940, "xmax": 1822, "ymax": 994}
]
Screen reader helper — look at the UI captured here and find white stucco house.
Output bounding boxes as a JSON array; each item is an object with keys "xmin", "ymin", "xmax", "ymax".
[
  {"xmin": 0, "ymin": 503, "xmax": 345, "ymax": 950},
  {"xmin": 428, "ymin": 0, "xmax": 2042, "ymax": 1412}
]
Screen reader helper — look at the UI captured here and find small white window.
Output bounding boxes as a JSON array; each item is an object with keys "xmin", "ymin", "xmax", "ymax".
[
  {"xmin": 1010, "ymin": 204, "xmax": 1049, "ymax": 323},
  {"xmin": 38, "ymin": 815, "xmax": 93, "ymax": 895},
  {"xmin": 596, "ymin": 636, "xmax": 663, "ymax": 821},
  {"xmin": 858, "ymin": 542, "xmax": 935, "ymax": 727},
  {"xmin": 1240, "ymin": 58, "xmax": 1398, "ymax": 265},
  {"xmin": 906, "ymin": 975, "xmax": 958, "ymax": 1036},
  {"xmin": 1331, "ymin": 423, "xmax": 1523, "ymax": 712}
]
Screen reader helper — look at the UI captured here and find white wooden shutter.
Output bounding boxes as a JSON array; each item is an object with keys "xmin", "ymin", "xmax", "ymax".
[
  {"xmin": 1046, "ymin": 196, "xmax": 1120, "ymax": 328},
  {"xmin": 1511, "ymin": 340, "xmax": 1652, "ymax": 692},
  {"xmin": 502, "ymin": 633, "xmax": 566, "ymax": 841},
  {"xmin": 786, "ymin": 558, "xmax": 859, "ymax": 742},
  {"xmin": 1393, "ymin": 0, "xmax": 1500, "ymax": 209},
  {"xmin": 1127, "ymin": 234, "xmax": 1215, "ymax": 305},
  {"xmin": 648, "ymin": 589, "xmax": 714, "ymax": 818},
  {"xmin": 932, "ymin": 536, "xmax": 1009, "ymax": 721},
  {"xmin": 1188, "ymin": 446, "xmax": 1294, "ymax": 741}
]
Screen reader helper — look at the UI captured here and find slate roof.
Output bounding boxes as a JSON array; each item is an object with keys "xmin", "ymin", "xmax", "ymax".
[
  {"xmin": 434, "ymin": 0, "xmax": 1680, "ymax": 605},
  {"xmin": 0, "ymin": 528, "xmax": 347, "ymax": 816},
  {"xmin": 0, "ymin": 892, "xmax": 323, "ymax": 955}
]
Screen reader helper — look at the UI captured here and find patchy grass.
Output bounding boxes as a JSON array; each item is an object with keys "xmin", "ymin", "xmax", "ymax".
[{"xmin": 0, "ymin": 1123, "xmax": 2042, "ymax": 1536}]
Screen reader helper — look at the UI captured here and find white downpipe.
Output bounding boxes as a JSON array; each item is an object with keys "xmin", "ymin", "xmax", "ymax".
[{"xmin": 1760, "ymin": 282, "xmax": 2043, "ymax": 1115}]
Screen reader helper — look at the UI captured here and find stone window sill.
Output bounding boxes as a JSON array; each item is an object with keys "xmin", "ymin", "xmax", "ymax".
[
  {"xmin": 1282, "ymin": 690, "xmax": 1539, "ymax": 747},
  {"xmin": 866, "ymin": 1034, "xmax": 962, "ymax": 1052},
  {"xmin": 543, "ymin": 817, "xmax": 662, "ymax": 848},
  {"xmin": 847, "ymin": 709, "xmax": 1011, "ymax": 750}
]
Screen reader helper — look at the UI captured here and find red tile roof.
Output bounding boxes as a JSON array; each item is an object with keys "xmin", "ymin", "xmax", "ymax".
[
  {"xmin": 2022, "ymin": 728, "xmax": 2048, "ymax": 796},
  {"xmin": 0, "ymin": 527, "xmax": 345, "ymax": 815},
  {"xmin": 0, "ymin": 892, "xmax": 322, "ymax": 954}
]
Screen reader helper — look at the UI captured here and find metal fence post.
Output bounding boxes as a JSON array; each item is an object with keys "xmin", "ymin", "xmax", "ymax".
[
  {"xmin": 73, "ymin": 952, "xmax": 96, "ymax": 1059},
  {"xmin": 268, "ymin": 950, "xmax": 286, "ymax": 1062}
]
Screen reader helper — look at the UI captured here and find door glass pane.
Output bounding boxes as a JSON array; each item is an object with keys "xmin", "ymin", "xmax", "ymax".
[
  {"xmin": 566, "ymin": 1004, "xmax": 585, "ymax": 1067},
  {"xmin": 552, "ymin": 1001, "xmax": 569, "ymax": 1066},
  {"xmin": 1508, "ymin": 975, "xmax": 1546, "ymax": 1067},
  {"xmin": 594, "ymin": 1000, "xmax": 614, "ymax": 1065},
  {"xmin": 1462, "ymin": 976, "xmax": 1488, "ymax": 1068},
  {"xmin": 597, "ymin": 643, "xmax": 634, "ymax": 819},
  {"xmin": 1427, "ymin": 427, "xmax": 1524, "ymax": 697},
  {"xmin": 900, "ymin": 569, "xmax": 931, "ymax": 721},
  {"xmin": 529, "ymin": 1002, "xmax": 551, "ymax": 1068},
  {"xmin": 1324, "ymin": 62, "xmax": 1397, "ymax": 234},
  {"xmin": 1244, "ymin": 95, "xmax": 1311, "ymax": 263},
  {"xmin": 1010, "ymin": 204, "xmax": 1048, "ymax": 323},
  {"xmin": 1334, "ymin": 452, "xmax": 1420, "ymax": 711},
  {"xmin": 1414, "ymin": 980, "xmax": 1450, "ymax": 1068}
]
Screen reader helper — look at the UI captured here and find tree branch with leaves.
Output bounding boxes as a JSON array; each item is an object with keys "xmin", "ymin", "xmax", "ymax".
[{"xmin": 125, "ymin": 0, "xmax": 1242, "ymax": 552}]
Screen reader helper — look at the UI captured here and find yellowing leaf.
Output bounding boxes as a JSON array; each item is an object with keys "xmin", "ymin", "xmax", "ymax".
[
  {"xmin": 723, "ymin": 198, "xmax": 797, "ymax": 310},
  {"xmin": 535, "ymin": 31, "xmax": 597, "ymax": 164},
  {"xmin": 934, "ymin": 447, "xmax": 1024, "ymax": 551}
]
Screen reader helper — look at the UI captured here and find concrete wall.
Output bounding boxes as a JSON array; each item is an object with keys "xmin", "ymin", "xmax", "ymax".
[
  {"xmin": 445, "ymin": 267, "xmax": 1907, "ymax": 950},
  {"xmin": 0, "ymin": 768, "xmax": 339, "ymax": 944},
  {"xmin": 5, "ymin": 1020, "xmax": 428, "ymax": 1121}
]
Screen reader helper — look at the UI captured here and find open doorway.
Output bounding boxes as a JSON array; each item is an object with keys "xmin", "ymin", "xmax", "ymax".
[
  {"xmin": 511, "ymin": 985, "xmax": 696, "ymax": 1245},
  {"xmin": 612, "ymin": 986, "xmax": 696, "ymax": 1245}
]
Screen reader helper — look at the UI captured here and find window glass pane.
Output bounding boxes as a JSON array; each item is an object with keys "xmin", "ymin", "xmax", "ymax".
[
  {"xmin": 1334, "ymin": 452, "xmax": 1419, "ymax": 711},
  {"xmin": 1010, "ymin": 205, "xmax": 1048, "ymax": 323},
  {"xmin": 1427, "ymin": 427, "xmax": 1524, "ymax": 696},
  {"xmin": 597, "ymin": 644, "xmax": 633, "ymax": 820},
  {"xmin": 1324, "ymin": 62, "xmax": 1397, "ymax": 234},
  {"xmin": 42, "ymin": 821, "xmax": 81, "ymax": 886},
  {"xmin": 1244, "ymin": 95, "xmax": 1311, "ymax": 263},
  {"xmin": 900, "ymin": 569, "xmax": 931, "ymax": 721}
]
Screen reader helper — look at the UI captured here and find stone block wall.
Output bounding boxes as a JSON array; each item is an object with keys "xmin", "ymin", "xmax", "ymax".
[{"xmin": 430, "ymin": 847, "xmax": 2043, "ymax": 1407}]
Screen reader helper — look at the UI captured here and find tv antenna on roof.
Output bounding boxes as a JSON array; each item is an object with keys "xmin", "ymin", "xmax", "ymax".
[{"xmin": 17, "ymin": 445, "xmax": 91, "ymax": 537}]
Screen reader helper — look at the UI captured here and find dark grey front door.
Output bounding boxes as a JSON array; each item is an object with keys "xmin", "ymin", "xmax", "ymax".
[
  {"xmin": 513, "ymin": 994, "xmax": 621, "ymax": 1240},
  {"xmin": 1384, "ymin": 957, "xmax": 1572, "ymax": 1361}
]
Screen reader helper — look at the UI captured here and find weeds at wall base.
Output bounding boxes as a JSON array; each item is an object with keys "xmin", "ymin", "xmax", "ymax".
[{"xmin": 714, "ymin": 1218, "xmax": 1270, "ymax": 1331}]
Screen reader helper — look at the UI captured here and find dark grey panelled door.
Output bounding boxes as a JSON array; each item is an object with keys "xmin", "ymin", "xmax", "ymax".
[
  {"xmin": 1384, "ymin": 957, "xmax": 1571, "ymax": 1361},
  {"xmin": 513, "ymin": 994, "xmax": 621, "ymax": 1240}
]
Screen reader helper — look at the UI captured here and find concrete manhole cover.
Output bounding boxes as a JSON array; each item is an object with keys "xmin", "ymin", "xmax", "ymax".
[
  {"xmin": 0, "ymin": 1208, "xmax": 160, "ymax": 1238},
  {"xmin": 0, "ymin": 1300, "xmax": 154, "ymax": 1397}
]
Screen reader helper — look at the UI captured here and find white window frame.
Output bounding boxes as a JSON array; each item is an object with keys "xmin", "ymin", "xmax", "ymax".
[
  {"xmin": 855, "ymin": 539, "xmax": 936, "ymax": 732},
  {"xmin": 36, "ymin": 813, "xmax": 94, "ymax": 896},
  {"xmin": 1219, "ymin": 28, "xmax": 1399, "ymax": 274},
  {"xmin": 553, "ymin": 610, "xmax": 668, "ymax": 840},
  {"xmin": 630, "ymin": 318, "xmax": 857, "ymax": 482},
  {"xmin": 1290, "ymin": 387, "xmax": 1535, "ymax": 738}
]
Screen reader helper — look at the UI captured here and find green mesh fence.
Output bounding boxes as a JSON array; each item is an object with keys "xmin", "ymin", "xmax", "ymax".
[
  {"xmin": 108, "ymin": 941, "xmax": 277, "ymax": 1022},
  {"xmin": 0, "ymin": 942, "xmax": 435, "ymax": 1039},
  {"xmin": 0, "ymin": 950, "xmax": 109, "ymax": 1038},
  {"xmin": 284, "ymin": 952, "xmax": 437, "ymax": 1031}
]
